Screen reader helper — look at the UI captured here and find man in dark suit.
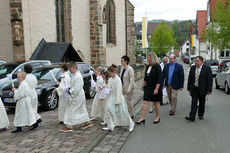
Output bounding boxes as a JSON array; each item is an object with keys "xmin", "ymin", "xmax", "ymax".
[
  {"xmin": 162, "ymin": 54, "xmax": 184, "ymax": 116},
  {"xmin": 186, "ymin": 56, "xmax": 213, "ymax": 121}
]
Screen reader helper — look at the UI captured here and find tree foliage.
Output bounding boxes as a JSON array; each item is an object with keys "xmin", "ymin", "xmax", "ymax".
[
  {"xmin": 149, "ymin": 22, "xmax": 174, "ymax": 58},
  {"xmin": 202, "ymin": 0, "xmax": 230, "ymax": 50},
  {"xmin": 171, "ymin": 20, "xmax": 192, "ymax": 50}
]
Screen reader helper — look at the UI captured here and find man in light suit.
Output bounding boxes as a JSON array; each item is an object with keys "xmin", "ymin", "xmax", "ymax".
[
  {"xmin": 120, "ymin": 55, "xmax": 135, "ymax": 119},
  {"xmin": 162, "ymin": 54, "xmax": 184, "ymax": 116},
  {"xmin": 186, "ymin": 56, "xmax": 212, "ymax": 121}
]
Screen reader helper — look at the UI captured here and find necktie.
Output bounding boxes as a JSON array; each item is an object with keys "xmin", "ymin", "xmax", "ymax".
[{"xmin": 195, "ymin": 67, "xmax": 199, "ymax": 86}]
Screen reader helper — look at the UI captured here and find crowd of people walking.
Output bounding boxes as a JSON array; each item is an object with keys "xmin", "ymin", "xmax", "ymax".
[{"xmin": 0, "ymin": 53, "xmax": 213, "ymax": 133}]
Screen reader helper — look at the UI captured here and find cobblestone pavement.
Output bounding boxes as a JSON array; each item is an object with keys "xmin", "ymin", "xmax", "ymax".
[{"xmin": 0, "ymin": 79, "xmax": 143, "ymax": 153}]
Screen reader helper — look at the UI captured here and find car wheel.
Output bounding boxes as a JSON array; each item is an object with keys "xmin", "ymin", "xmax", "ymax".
[
  {"xmin": 215, "ymin": 79, "xmax": 220, "ymax": 89},
  {"xmin": 225, "ymin": 83, "xmax": 230, "ymax": 94},
  {"xmin": 45, "ymin": 90, "xmax": 58, "ymax": 110},
  {"xmin": 86, "ymin": 86, "xmax": 96, "ymax": 98}
]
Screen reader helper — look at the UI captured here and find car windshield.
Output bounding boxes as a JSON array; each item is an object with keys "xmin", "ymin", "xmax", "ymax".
[
  {"xmin": 205, "ymin": 60, "xmax": 218, "ymax": 66},
  {"xmin": 32, "ymin": 68, "xmax": 60, "ymax": 81},
  {"xmin": 0, "ymin": 64, "xmax": 18, "ymax": 78}
]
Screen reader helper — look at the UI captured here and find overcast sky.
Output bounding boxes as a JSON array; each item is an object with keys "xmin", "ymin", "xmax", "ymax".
[{"xmin": 129, "ymin": 0, "xmax": 208, "ymax": 22}]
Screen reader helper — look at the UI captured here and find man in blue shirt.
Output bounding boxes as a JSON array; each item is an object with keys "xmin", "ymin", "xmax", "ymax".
[{"xmin": 162, "ymin": 54, "xmax": 184, "ymax": 116}]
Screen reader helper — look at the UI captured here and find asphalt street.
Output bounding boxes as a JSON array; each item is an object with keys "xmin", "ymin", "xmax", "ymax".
[{"xmin": 119, "ymin": 58, "xmax": 230, "ymax": 153}]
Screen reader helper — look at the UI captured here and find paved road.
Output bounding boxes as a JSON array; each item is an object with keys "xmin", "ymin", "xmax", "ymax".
[{"xmin": 119, "ymin": 58, "xmax": 230, "ymax": 153}]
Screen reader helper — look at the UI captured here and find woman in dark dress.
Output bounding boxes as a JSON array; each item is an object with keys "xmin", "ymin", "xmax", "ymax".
[{"xmin": 136, "ymin": 52, "xmax": 162, "ymax": 124}]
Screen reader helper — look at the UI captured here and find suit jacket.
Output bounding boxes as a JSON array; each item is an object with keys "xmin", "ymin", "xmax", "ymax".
[
  {"xmin": 162, "ymin": 62, "xmax": 184, "ymax": 90},
  {"xmin": 187, "ymin": 64, "xmax": 213, "ymax": 95},
  {"xmin": 120, "ymin": 65, "xmax": 135, "ymax": 92}
]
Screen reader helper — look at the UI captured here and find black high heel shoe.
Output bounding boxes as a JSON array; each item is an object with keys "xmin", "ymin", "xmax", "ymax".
[
  {"xmin": 135, "ymin": 119, "xmax": 145, "ymax": 125},
  {"xmin": 153, "ymin": 118, "xmax": 160, "ymax": 124}
]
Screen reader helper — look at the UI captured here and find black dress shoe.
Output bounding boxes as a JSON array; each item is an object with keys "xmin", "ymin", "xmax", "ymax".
[
  {"xmin": 135, "ymin": 119, "xmax": 145, "ymax": 125},
  {"xmin": 11, "ymin": 127, "xmax": 22, "ymax": 133},
  {"xmin": 198, "ymin": 116, "xmax": 205, "ymax": 120},
  {"xmin": 153, "ymin": 118, "xmax": 160, "ymax": 124},
  {"xmin": 30, "ymin": 122, "xmax": 39, "ymax": 130},
  {"xmin": 37, "ymin": 118, "xmax": 42, "ymax": 123},
  {"xmin": 185, "ymin": 116, "xmax": 195, "ymax": 121},
  {"xmin": 59, "ymin": 121, "xmax": 64, "ymax": 124}
]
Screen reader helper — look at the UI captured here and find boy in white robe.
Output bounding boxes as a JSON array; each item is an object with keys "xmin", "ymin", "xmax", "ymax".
[
  {"xmin": 103, "ymin": 65, "xmax": 134, "ymax": 131},
  {"xmin": 24, "ymin": 64, "xmax": 42, "ymax": 123},
  {"xmin": 60, "ymin": 62, "xmax": 92, "ymax": 132},
  {"xmin": 11, "ymin": 72, "xmax": 38, "ymax": 133},
  {"xmin": 0, "ymin": 98, "xmax": 10, "ymax": 130},
  {"xmin": 53, "ymin": 64, "xmax": 70, "ymax": 124}
]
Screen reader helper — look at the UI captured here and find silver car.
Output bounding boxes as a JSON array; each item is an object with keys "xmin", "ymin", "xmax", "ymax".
[
  {"xmin": 215, "ymin": 62, "xmax": 230, "ymax": 94},
  {"xmin": 204, "ymin": 60, "xmax": 219, "ymax": 77}
]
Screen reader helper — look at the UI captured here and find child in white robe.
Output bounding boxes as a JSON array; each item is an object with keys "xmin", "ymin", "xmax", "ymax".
[
  {"xmin": 0, "ymin": 98, "xmax": 10, "ymax": 130},
  {"xmin": 53, "ymin": 64, "xmax": 70, "ymax": 124},
  {"xmin": 60, "ymin": 62, "xmax": 92, "ymax": 132},
  {"xmin": 11, "ymin": 72, "xmax": 38, "ymax": 133},
  {"xmin": 103, "ymin": 65, "xmax": 134, "ymax": 131},
  {"xmin": 90, "ymin": 67, "xmax": 105, "ymax": 122},
  {"xmin": 24, "ymin": 64, "xmax": 42, "ymax": 123}
]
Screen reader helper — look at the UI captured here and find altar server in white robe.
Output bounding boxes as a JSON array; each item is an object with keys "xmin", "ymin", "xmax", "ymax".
[
  {"xmin": 0, "ymin": 98, "xmax": 10, "ymax": 130},
  {"xmin": 24, "ymin": 64, "xmax": 42, "ymax": 123},
  {"xmin": 60, "ymin": 62, "xmax": 92, "ymax": 132},
  {"xmin": 53, "ymin": 64, "xmax": 70, "ymax": 124},
  {"xmin": 90, "ymin": 67, "xmax": 105, "ymax": 122},
  {"xmin": 11, "ymin": 72, "xmax": 38, "ymax": 133},
  {"xmin": 103, "ymin": 64, "xmax": 134, "ymax": 131}
]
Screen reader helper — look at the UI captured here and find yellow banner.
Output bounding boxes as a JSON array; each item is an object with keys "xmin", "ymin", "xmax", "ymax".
[{"xmin": 142, "ymin": 17, "xmax": 148, "ymax": 48}]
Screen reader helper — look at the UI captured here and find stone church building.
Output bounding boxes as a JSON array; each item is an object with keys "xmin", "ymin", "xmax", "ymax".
[{"xmin": 0, "ymin": 0, "xmax": 136, "ymax": 66}]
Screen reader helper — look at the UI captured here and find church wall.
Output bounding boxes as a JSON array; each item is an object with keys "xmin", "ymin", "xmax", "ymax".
[
  {"xmin": 101, "ymin": 0, "xmax": 126, "ymax": 66},
  {"xmin": 0, "ymin": 1, "xmax": 14, "ymax": 62},
  {"xmin": 71, "ymin": 0, "xmax": 91, "ymax": 63},
  {"xmin": 22, "ymin": 0, "xmax": 57, "ymax": 61}
]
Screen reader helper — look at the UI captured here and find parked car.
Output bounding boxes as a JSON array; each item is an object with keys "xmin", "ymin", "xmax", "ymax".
[
  {"xmin": 204, "ymin": 60, "xmax": 219, "ymax": 77},
  {"xmin": 215, "ymin": 63, "xmax": 230, "ymax": 94},
  {"xmin": 1, "ymin": 62, "xmax": 96, "ymax": 110},
  {"xmin": 188, "ymin": 55, "xmax": 197, "ymax": 65},
  {"xmin": 218, "ymin": 59, "xmax": 230, "ymax": 71},
  {"xmin": 0, "ymin": 61, "xmax": 6, "ymax": 65}
]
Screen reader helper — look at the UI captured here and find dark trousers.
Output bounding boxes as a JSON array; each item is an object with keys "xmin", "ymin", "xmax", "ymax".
[{"xmin": 189, "ymin": 87, "xmax": 206, "ymax": 119}]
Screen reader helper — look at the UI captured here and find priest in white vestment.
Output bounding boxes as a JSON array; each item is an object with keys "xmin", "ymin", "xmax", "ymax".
[
  {"xmin": 11, "ymin": 72, "xmax": 38, "ymax": 133},
  {"xmin": 24, "ymin": 64, "xmax": 42, "ymax": 123},
  {"xmin": 53, "ymin": 64, "xmax": 70, "ymax": 124},
  {"xmin": 0, "ymin": 98, "xmax": 10, "ymax": 130},
  {"xmin": 60, "ymin": 62, "xmax": 92, "ymax": 132},
  {"xmin": 103, "ymin": 65, "xmax": 134, "ymax": 131}
]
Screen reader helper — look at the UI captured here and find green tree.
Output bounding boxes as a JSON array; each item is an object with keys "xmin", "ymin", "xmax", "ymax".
[
  {"xmin": 201, "ymin": 0, "xmax": 230, "ymax": 59},
  {"xmin": 171, "ymin": 20, "xmax": 192, "ymax": 50},
  {"xmin": 149, "ymin": 22, "xmax": 174, "ymax": 57}
]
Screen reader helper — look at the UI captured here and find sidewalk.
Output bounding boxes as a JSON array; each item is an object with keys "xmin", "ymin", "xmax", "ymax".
[{"xmin": 0, "ymin": 79, "xmax": 144, "ymax": 153}]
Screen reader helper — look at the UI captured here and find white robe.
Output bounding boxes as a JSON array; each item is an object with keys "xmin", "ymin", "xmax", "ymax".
[
  {"xmin": 105, "ymin": 75, "xmax": 133, "ymax": 130},
  {"xmin": 91, "ymin": 76, "xmax": 106, "ymax": 120},
  {"xmin": 0, "ymin": 99, "xmax": 10, "ymax": 129},
  {"xmin": 64, "ymin": 71, "xmax": 90, "ymax": 125},
  {"xmin": 25, "ymin": 73, "xmax": 41, "ymax": 120},
  {"xmin": 56, "ymin": 72, "xmax": 70, "ymax": 122},
  {"xmin": 14, "ymin": 80, "xmax": 36, "ymax": 127}
]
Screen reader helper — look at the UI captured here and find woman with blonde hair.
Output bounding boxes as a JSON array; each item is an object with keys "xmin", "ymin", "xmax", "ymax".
[{"xmin": 136, "ymin": 52, "xmax": 162, "ymax": 125}]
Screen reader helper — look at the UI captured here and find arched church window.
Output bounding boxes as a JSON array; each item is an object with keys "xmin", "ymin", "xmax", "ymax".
[{"xmin": 104, "ymin": 0, "xmax": 116, "ymax": 45}]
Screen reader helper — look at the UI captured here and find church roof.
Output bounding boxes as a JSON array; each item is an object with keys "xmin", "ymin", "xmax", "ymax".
[{"xmin": 30, "ymin": 39, "xmax": 83, "ymax": 63}]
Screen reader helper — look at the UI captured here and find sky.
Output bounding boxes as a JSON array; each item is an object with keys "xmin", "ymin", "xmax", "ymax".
[{"xmin": 129, "ymin": 0, "xmax": 208, "ymax": 22}]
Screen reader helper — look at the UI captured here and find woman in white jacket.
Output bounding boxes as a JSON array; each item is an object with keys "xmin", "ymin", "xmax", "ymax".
[
  {"xmin": 0, "ymin": 98, "xmax": 10, "ymax": 130},
  {"xmin": 53, "ymin": 64, "xmax": 70, "ymax": 124},
  {"xmin": 103, "ymin": 64, "xmax": 134, "ymax": 131}
]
